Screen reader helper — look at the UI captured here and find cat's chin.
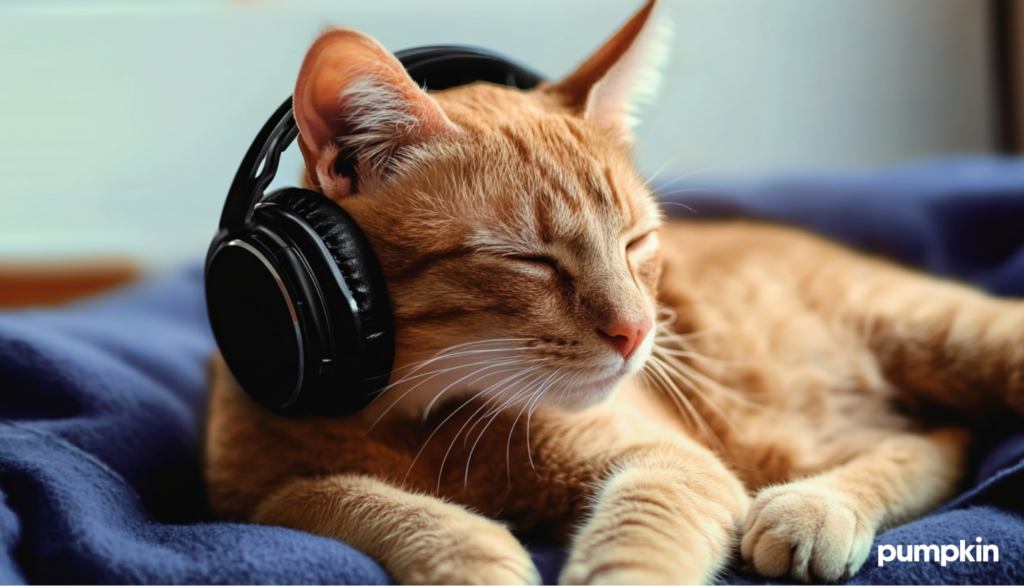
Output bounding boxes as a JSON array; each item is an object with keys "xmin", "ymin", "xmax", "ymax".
[
  {"xmin": 538, "ymin": 368, "xmax": 631, "ymax": 413},
  {"xmin": 533, "ymin": 337, "xmax": 656, "ymax": 413}
]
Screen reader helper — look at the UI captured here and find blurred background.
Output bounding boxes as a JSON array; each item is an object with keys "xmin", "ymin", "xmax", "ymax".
[{"xmin": 0, "ymin": 0, "xmax": 1019, "ymax": 305}]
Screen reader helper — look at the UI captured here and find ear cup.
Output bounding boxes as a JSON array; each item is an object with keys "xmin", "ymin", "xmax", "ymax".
[{"xmin": 261, "ymin": 188, "xmax": 395, "ymax": 391}]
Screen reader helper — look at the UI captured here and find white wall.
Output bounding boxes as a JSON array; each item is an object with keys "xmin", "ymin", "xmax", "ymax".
[{"xmin": 0, "ymin": 0, "xmax": 994, "ymax": 267}]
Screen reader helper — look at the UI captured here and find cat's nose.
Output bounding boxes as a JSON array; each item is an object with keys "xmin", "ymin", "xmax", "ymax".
[{"xmin": 598, "ymin": 317, "xmax": 653, "ymax": 361}]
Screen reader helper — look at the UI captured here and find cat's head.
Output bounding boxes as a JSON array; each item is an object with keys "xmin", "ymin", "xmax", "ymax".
[{"xmin": 293, "ymin": 0, "xmax": 669, "ymax": 417}]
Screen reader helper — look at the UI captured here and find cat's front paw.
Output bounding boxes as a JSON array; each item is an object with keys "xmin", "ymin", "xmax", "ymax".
[
  {"xmin": 741, "ymin": 482, "xmax": 874, "ymax": 583},
  {"xmin": 397, "ymin": 517, "xmax": 540, "ymax": 585},
  {"xmin": 560, "ymin": 527, "xmax": 712, "ymax": 586},
  {"xmin": 560, "ymin": 547, "xmax": 698, "ymax": 585},
  {"xmin": 560, "ymin": 563, "xmax": 677, "ymax": 585}
]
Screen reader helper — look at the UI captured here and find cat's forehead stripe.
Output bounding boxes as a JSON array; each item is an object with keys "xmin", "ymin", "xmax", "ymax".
[
  {"xmin": 499, "ymin": 126, "xmax": 533, "ymax": 165},
  {"xmin": 519, "ymin": 124, "xmax": 632, "ymax": 227},
  {"xmin": 534, "ymin": 156, "xmax": 580, "ymax": 210},
  {"xmin": 603, "ymin": 166, "xmax": 628, "ymax": 221},
  {"xmin": 533, "ymin": 192, "xmax": 555, "ymax": 244}
]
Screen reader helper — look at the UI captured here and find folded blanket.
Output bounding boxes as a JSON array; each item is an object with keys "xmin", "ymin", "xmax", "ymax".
[{"xmin": 2, "ymin": 156, "xmax": 1022, "ymax": 584}]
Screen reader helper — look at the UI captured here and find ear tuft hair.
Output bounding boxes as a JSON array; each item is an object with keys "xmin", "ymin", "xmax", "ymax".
[
  {"xmin": 334, "ymin": 70, "xmax": 431, "ymax": 163},
  {"xmin": 293, "ymin": 28, "xmax": 456, "ymax": 199},
  {"xmin": 545, "ymin": 0, "xmax": 673, "ymax": 143},
  {"xmin": 591, "ymin": 13, "xmax": 673, "ymax": 134}
]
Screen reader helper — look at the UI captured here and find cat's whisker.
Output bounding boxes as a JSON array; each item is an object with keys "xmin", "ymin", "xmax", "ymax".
[
  {"xmin": 657, "ymin": 187, "xmax": 713, "ymax": 197},
  {"xmin": 511, "ymin": 369, "xmax": 572, "ymax": 477},
  {"xmin": 417, "ymin": 356, "xmax": 544, "ymax": 481},
  {"xmin": 638, "ymin": 152, "xmax": 689, "ymax": 192},
  {"xmin": 477, "ymin": 359, "xmax": 556, "ymax": 421},
  {"xmin": 641, "ymin": 360, "xmax": 690, "ymax": 427},
  {"xmin": 464, "ymin": 369, "xmax": 550, "ymax": 488},
  {"xmin": 506, "ymin": 368, "xmax": 566, "ymax": 485},
  {"xmin": 438, "ymin": 365, "xmax": 542, "ymax": 489},
  {"xmin": 483, "ymin": 376, "xmax": 543, "ymax": 426},
  {"xmin": 422, "ymin": 357, "xmax": 547, "ymax": 420},
  {"xmin": 638, "ymin": 363, "xmax": 721, "ymax": 452},
  {"xmin": 651, "ymin": 345, "xmax": 744, "ymax": 366},
  {"xmin": 652, "ymin": 335, "xmax": 764, "ymax": 410},
  {"xmin": 367, "ymin": 357, "xmax": 528, "ymax": 432},
  {"xmin": 636, "ymin": 162, "xmax": 753, "ymax": 223},
  {"xmin": 653, "ymin": 346, "xmax": 724, "ymax": 361},
  {"xmin": 402, "ymin": 359, "xmax": 534, "ymax": 484},
  {"xmin": 657, "ymin": 164, "xmax": 753, "ymax": 183},
  {"xmin": 652, "ymin": 306, "xmax": 723, "ymax": 341},
  {"xmin": 462, "ymin": 366, "xmax": 547, "ymax": 446},
  {"xmin": 403, "ymin": 386, "xmax": 490, "ymax": 485},
  {"xmin": 644, "ymin": 354, "xmax": 724, "ymax": 453},
  {"xmin": 377, "ymin": 355, "xmax": 522, "ymax": 399},
  {"xmin": 389, "ymin": 359, "xmax": 537, "ymax": 437},
  {"xmin": 637, "ymin": 112, "xmax": 675, "ymax": 154},
  {"xmin": 558, "ymin": 371, "xmax": 581, "ymax": 407},
  {"xmin": 424, "ymin": 362, "xmax": 539, "ymax": 427},
  {"xmin": 504, "ymin": 391, "xmax": 539, "ymax": 486},
  {"xmin": 372, "ymin": 343, "xmax": 542, "ymax": 404},
  {"xmin": 400, "ymin": 337, "xmax": 540, "ymax": 360},
  {"xmin": 390, "ymin": 343, "xmax": 541, "ymax": 379},
  {"xmin": 672, "ymin": 354, "xmax": 760, "ymax": 408},
  {"xmin": 647, "ymin": 349, "xmax": 755, "ymax": 455},
  {"xmin": 367, "ymin": 342, "xmax": 546, "ymax": 424},
  {"xmin": 656, "ymin": 374, "xmax": 731, "ymax": 453},
  {"xmin": 388, "ymin": 339, "xmax": 539, "ymax": 379},
  {"xmin": 652, "ymin": 307, "xmax": 761, "ymax": 407},
  {"xmin": 525, "ymin": 370, "xmax": 579, "ymax": 472},
  {"xmin": 660, "ymin": 201, "xmax": 698, "ymax": 214}
]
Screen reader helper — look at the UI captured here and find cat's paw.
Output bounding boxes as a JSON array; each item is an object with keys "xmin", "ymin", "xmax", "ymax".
[
  {"xmin": 397, "ymin": 518, "xmax": 540, "ymax": 585},
  {"xmin": 561, "ymin": 553, "xmax": 688, "ymax": 586},
  {"xmin": 561, "ymin": 534, "xmax": 711, "ymax": 586},
  {"xmin": 741, "ymin": 483, "xmax": 875, "ymax": 583},
  {"xmin": 565, "ymin": 561, "xmax": 675, "ymax": 586}
]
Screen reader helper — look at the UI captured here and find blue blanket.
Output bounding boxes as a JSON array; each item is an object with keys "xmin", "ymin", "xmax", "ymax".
[{"xmin": 2, "ymin": 157, "xmax": 1023, "ymax": 584}]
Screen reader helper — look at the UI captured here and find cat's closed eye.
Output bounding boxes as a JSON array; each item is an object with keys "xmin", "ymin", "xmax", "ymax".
[
  {"xmin": 509, "ymin": 255, "xmax": 560, "ymax": 275},
  {"xmin": 626, "ymin": 230, "xmax": 655, "ymax": 252}
]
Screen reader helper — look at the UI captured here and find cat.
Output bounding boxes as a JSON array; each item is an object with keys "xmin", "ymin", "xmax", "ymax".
[{"xmin": 204, "ymin": 1, "xmax": 1024, "ymax": 583}]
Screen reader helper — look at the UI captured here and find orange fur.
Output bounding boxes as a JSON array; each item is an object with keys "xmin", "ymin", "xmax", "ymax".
[{"xmin": 205, "ymin": 2, "xmax": 1024, "ymax": 583}]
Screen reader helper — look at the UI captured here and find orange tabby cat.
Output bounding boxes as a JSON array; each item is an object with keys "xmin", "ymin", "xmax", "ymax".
[{"xmin": 204, "ymin": 1, "xmax": 1024, "ymax": 583}]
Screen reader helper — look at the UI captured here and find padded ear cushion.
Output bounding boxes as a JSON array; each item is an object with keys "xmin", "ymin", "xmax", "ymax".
[{"xmin": 262, "ymin": 188, "xmax": 394, "ymax": 377}]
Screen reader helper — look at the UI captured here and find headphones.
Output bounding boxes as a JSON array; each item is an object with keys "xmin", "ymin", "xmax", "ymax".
[{"xmin": 205, "ymin": 45, "xmax": 543, "ymax": 418}]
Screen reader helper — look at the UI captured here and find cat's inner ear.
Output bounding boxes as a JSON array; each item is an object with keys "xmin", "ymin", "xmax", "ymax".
[
  {"xmin": 545, "ymin": 0, "xmax": 670, "ymax": 143},
  {"xmin": 293, "ymin": 28, "xmax": 457, "ymax": 199}
]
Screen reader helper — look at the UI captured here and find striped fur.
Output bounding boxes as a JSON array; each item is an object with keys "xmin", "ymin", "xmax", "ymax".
[{"xmin": 206, "ymin": 2, "xmax": 1024, "ymax": 583}]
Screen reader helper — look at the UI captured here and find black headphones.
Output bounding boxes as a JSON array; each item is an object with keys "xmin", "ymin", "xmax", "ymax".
[{"xmin": 205, "ymin": 46, "xmax": 543, "ymax": 418}]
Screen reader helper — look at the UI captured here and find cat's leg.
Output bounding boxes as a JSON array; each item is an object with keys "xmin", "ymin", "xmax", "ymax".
[
  {"xmin": 821, "ymin": 257, "xmax": 1024, "ymax": 419},
  {"xmin": 252, "ymin": 474, "xmax": 540, "ymax": 585},
  {"xmin": 741, "ymin": 427, "xmax": 969, "ymax": 583},
  {"xmin": 560, "ymin": 439, "xmax": 749, "ymax": 585}
]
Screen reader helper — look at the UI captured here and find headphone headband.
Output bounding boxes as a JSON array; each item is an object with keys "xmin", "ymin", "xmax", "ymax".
[{"xmin": 220, "ymin": 99, "xmax": 298, "ymax": 230}]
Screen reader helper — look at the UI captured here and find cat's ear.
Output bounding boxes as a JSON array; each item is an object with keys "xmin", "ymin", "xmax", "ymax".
[
  {"xmin": 545, "ymin": 0, "xmax": 671, "ymax": 143},
  {"xmin": 293, "ymin": 28, "xmax": 457, "ymax": 198}
]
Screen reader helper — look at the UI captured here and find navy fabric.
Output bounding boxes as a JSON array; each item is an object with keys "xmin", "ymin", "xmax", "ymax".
[{"xmin": 1, "ymin": 156, "xmax": 1022, "ymax": 584}]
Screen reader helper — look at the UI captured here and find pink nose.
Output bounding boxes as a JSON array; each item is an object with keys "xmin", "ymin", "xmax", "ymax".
[{"xmin": 598, "ymin": 317, "xmax": 653, "ymax": 360}]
